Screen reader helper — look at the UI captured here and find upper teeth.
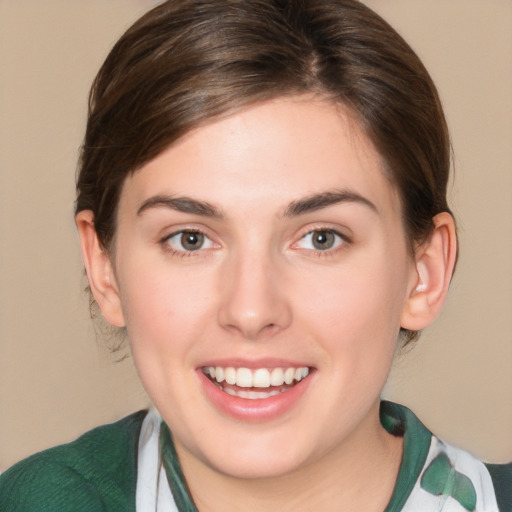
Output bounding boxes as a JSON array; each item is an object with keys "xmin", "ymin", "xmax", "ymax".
[{"xmin": 204, "ymin": 366, "xmax": 310, "ymax": 388}]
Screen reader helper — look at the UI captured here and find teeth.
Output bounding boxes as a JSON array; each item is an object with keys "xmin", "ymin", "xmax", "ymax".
[
  {"xmin": 214, "ymin": 382, "xmax": 285, "ymax": 399},
  {"xmin": 224, "ymin": 367, "xmax": 236, "ymax": 385},
  {"xmin": 270, "ymin": 368, "xmax": 285, "ymax": 386},
  {"xmin": 236, "ymin": 368, "xmax": 253, "ymax": 387},
  {"xmin": 203, "ymin": 365, "xmax": 310, "ymax": 389},
  {"xmin": 284, "ymin": 367, "xmax": 295, "ymax": 385},
  {"xmin": 253, "ymin": 368, "xmax": 270, "ymax": 388}
]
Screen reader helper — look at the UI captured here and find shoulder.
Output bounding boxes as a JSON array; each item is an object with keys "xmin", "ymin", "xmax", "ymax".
[
  {"xmin": 381, "ymin": 401, "xmax": 512, "ymax": 511},
  {"xmin": 417, "ymin": 437, "xmax": 511, "ymax": 512},
  {"xmin": 0, "ymin": 410, "xmax": 147, "ymax": 512}
]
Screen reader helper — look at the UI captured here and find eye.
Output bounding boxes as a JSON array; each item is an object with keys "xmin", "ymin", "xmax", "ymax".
[
  {"xmin": 164, "ymin": 230, "xmax": 215, "ymax": 252},
  {"xmin": 295, "ymin": 229, "xmax": 345, "ymax": 251}
]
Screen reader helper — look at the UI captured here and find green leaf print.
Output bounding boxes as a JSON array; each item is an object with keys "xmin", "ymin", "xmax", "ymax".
[{"xmin": 421, "ymin": 453, "xmax": 477, "ymax": 511}]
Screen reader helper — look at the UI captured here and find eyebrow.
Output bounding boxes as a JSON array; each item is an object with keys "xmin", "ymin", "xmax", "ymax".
[
  {"xmin": 137, "ymin": 189, "xmax": 377, "ymax": 219},
  {"xmin": 137, "ymin": 195, "xmax": 225, "ymax": 218},
  {"xmin": 283, "ymin": 189, "xmax": 378, "ymax": 217}
]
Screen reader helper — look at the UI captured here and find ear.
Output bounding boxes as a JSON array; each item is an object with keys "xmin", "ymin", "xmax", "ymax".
[
  {"xmin": 75, "ymin": 210, "xmax": 125, "ymax": 327},
  {"xmin": 401, "ymin": 212, "xmax": 457, "ymax": 331}
]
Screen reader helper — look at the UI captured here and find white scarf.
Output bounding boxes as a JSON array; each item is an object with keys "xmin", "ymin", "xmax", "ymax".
[
  {"xmin": 134, "ymin": 408, "xmax": 499, "ymax": 512},
  {"xmin": 136, "ymin": 408, "xmax": 178, "ymax": 512}
]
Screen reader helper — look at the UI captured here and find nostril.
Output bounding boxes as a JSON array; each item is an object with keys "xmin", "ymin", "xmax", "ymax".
[{"xmin": 216, "ymin": 276, "xmax": 293, "ymax": 339}]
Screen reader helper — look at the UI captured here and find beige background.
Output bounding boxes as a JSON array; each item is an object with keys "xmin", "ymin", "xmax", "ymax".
[{"xmin": 0, "ymin": 0, "xmax": 511, "ymax": 472}]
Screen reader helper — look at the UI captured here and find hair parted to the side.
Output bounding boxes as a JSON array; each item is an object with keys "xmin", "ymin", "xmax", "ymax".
[{"xmin": 76, "ymin": 0, "xmax": 455, "ymax": 346}]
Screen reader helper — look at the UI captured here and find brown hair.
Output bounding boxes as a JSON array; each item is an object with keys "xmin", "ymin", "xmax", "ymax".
[{"xmin": 76, "ymin": 0, "xmax": 454, "ymax": 344}]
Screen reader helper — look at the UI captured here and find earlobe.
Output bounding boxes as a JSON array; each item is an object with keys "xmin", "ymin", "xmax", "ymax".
[
  {"xmin": 401, "ymin": 212, "xmax": 457, "ymax": 331},
  {"xmin": 75, "ymin": 210, "xmax": 126, "ymax": 327}
]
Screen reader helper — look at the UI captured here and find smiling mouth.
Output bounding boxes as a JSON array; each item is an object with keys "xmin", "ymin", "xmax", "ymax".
[{"xmin": 202, "ymin": 366, "xmax": 310, "ymax": 399}]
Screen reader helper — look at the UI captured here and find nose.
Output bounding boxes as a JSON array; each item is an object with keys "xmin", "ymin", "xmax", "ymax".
[{"xmin": 217, "ymin": 248, "xmax": 292, "ymax": 341}]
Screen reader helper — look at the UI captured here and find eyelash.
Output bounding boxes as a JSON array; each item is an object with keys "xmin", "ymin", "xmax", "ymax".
[
  {"xmin": 160, "ymin": 229, "xmax": 216, "ymax": 258},
  {"xmin": 159, "ymin": 227, "xmax": 351, "ymax": 259},
  {"xmin": 293, "ymin": 228, "xmax": 350, "ymax": 257}
]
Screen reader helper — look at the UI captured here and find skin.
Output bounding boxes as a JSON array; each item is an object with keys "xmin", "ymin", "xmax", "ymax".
[{"xmin": 77, "ymin": 96, "xmax": 457, "ymax": 511}]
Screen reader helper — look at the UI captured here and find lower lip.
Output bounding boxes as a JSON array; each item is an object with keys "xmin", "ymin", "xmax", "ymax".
[{"xmin": 198, "ymin": 370, "xmax": 313, "ymax": 422}]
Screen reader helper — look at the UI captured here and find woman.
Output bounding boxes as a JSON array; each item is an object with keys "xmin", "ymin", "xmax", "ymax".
[{"xmin": 0, "ymin": 1, "xmax": 509, "ymax": 510}]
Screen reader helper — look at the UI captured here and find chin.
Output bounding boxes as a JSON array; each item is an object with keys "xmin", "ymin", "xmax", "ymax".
[
  {"xmin": 207, "ymin": 449, "xmax": 309, "ymax": 481},
  {"xmin": 178, "ymin": 425, "xmax": 317, "ymax": 481}
]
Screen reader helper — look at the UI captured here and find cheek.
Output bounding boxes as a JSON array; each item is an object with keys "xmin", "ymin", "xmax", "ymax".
[
  {"xmin": 295, "ymin": 246, "xmax": 410, "ymax": 357},
  {"xmin": 116, "ymin": 256, "xmax": 216, "ymax": 358},
  {"xmin": 116, "ymin": 260, "xmax": 218, "ymax": 407}
]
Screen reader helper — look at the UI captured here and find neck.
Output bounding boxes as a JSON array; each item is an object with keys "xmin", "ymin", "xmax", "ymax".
[{"xmin": 173, "ymin": 401, "xmax": 404, "ymax": 512}]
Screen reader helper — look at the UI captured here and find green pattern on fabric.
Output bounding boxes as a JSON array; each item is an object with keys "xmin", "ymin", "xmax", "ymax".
[
  {"xmin": 158, "ymin": 402, "xmax": 433, "ymax": 512},
  {"xmin": 421, "ymin": 453, "xmax": 477, "ymax": 511},
  {"xmin": 381, "ymin": 401, "xmax": 432, "ymax": 512},
  {"xmin": 160, "ymin": 423, "xmax": 199, "ymax": 512},
  {"xmin": 1, "ymin": 405, "xmax": 510, "ymax": 511}
]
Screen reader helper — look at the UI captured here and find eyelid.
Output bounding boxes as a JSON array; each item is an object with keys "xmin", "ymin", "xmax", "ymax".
[
  {"xmin": 160, "ymin": 227, "xmax": 219, "ymax": 255},
  {"xmin": 291, "ymin": 226, "xmax": 352, "ymax": 252}
]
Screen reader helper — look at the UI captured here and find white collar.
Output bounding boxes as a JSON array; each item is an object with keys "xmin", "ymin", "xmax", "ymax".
[{"xmin": 136, "ymin": 408, "xmax": 178, "ymax": 512}]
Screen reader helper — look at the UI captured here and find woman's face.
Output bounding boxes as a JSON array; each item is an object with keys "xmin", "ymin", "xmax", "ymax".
[{"xmin": 112, "ymin": 97, "xmax": 417, "ymax": 478}]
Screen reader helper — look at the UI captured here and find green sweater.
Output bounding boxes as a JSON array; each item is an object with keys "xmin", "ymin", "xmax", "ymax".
[
  {"xmin": 1, "ymin": 404, "xmax": 510, "ymax": 511},
  {"xmin": 0, "ymin": 411, "xmax": 145, "ymax": 511}
]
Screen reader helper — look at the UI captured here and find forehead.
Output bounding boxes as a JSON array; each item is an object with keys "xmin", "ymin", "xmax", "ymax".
[{"xmin": 120, "ymin": 96, "xmax": 400, "ymax": 218}]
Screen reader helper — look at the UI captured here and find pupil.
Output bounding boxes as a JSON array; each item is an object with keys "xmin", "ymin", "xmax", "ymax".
[
  {"xmin": 182, "ymin": 232, "xmax": 203, "ymax": 251},
  {"xmin": 313, "ymin": 231, "xmax": 334, "ymax": 250}
]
